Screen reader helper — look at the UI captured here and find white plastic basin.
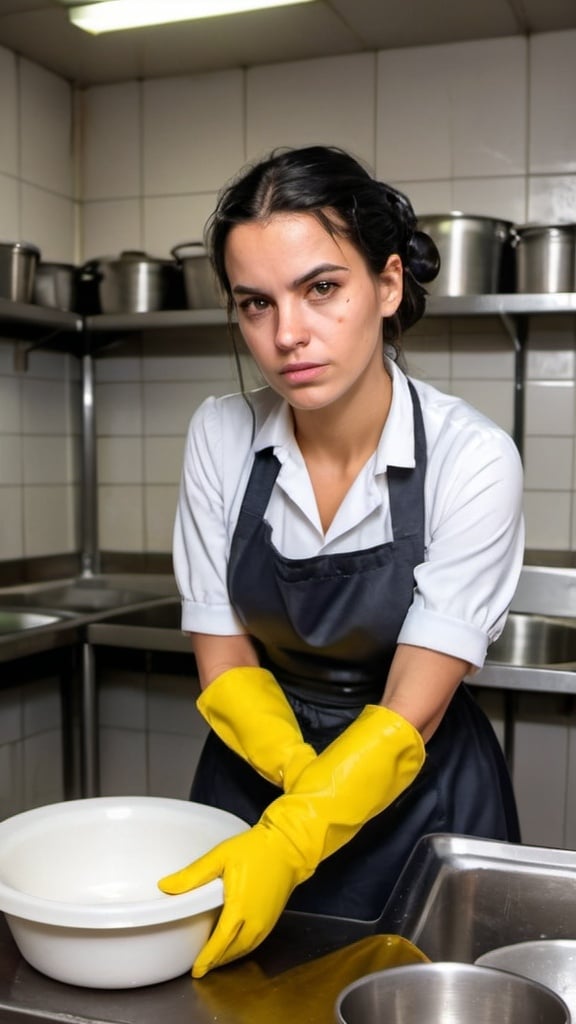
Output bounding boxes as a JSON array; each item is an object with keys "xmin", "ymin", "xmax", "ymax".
[{"xmin": 0, "ymin": 796, "xmax": 248, "ymax": 988}]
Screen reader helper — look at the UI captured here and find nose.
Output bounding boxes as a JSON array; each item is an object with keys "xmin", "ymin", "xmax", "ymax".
[{"xmin": 274, "ymin": 298, "xmax": 309, "ymax": 351}]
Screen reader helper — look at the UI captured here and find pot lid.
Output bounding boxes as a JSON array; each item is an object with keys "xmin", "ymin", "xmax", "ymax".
[
  {"xmin": 514, "ymin": 221, "xmax": 576, "ymax": 233},
  {"xmin": 417, "ymin": 212, "xmax": 514, "ymax": 227},
  {"xmin": 0, "ymin": 239, "xmax": 41, "ymax": 256},
  {"xmin": 89, "ymin": 250, "xmax": 175, "ymax": 265}
]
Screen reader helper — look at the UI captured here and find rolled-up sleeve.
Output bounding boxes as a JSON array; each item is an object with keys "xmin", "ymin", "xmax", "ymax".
[
  {"xmin": 397, "ymin": 419, "xmax": 525, "ymax": 669},
  {"xmin": 173, "ymin": 397, "xmax": 246, "ymax": 635}
]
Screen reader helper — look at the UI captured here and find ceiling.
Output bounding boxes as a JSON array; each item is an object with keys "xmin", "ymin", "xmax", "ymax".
[{"xmin": 0, "ymin": 0, "xmax": 575, "ymax": 87}]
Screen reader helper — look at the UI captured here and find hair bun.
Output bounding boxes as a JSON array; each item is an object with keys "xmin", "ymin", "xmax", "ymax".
[{"xmin": 407, "ymin": 230, "xmax": 441, "ymax": 284}]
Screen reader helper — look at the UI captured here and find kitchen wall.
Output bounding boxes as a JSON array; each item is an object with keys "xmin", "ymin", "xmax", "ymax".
[
  {"xmin": 1, "ymin": 30, "xmax": 576, "ymax": 837},
  {"xmin": 0, "ymin": 49, "xmax": 79, "ymax": 564},
  {"xmin": 1, "ymin": 31, "xmax": 576, "ymax": 561}
]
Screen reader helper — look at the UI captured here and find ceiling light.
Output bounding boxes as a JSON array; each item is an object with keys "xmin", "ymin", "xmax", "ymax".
[{"xmin": 68, "ymin": 0, "xmax": 317, "ymax": 34}]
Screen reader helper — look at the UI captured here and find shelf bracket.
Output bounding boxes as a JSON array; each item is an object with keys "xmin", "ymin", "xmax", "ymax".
[{"xmin": 12, "ymin": 328, "xmax": 69, "ymax": 372}]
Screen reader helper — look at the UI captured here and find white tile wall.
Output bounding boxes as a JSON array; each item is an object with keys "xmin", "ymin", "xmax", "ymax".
[
  {"xmin": 19, "ymin": 59, "xmax": 73, "ymax": 197},
  {"xmin": 21, "ymin": 184, "xmax": 76, "ymax": 263},
  {"xmin": 0, "ymin": 486, "xmax": 23, "ymax": 559},
  {"xmin": 376, "ymin": 37, "xmax": 526, "ymax": 182},
  {"xmin": 83, "ymin": 198, "xmax": 142, "ymax": 259},
  {"xmin": 0, "ymin": 676, "xmax": 64, "ymax": 818},
  {"xmin": 246, "ymin": 54, "xmax": 376, "ymax": 166},
  {"xmin": 81, "ymin": 83, "xmax": 141, "ymax": 201},
  {"xmin": 529, "ymin": 31, "xmax": 576, "ymax": 175},
  {"xmin": 23, "ymin": 484, "xmax": 77, "ymax": 556},
  {"xmin": 145, "ymin": 485, "xmax": 179, "ymax": 551},
  {"xmin": 97, "ymin": 666, "xmax": 209, "ymax": 800},
  {"xmin": 98, "ymin": 483, "xmax": 145, "ymax": 551},
  {"xmin": 0, "ymin": 173, "xmax": 20, "ymax": 238},
  {"xmin": 142, "ymin": 71, "xmax": 245, "ymax": 195},
  {"xmin": 0, "ymin": 342, "xmax": 80, "ymax": 562},
  {"xmin": 527, "ymin": 175, "xmax": 576, "ymax": 223},
  {"xmin": 144, "ymin": 194, "xmax": 217, "ymax": 257},
  {"xmin": 0, "ymin": 46, "xmax": 18, "ymax": 178}
]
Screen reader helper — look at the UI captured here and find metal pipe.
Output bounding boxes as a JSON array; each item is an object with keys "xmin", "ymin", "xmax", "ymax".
[
  {"xmin": 501, "ymin": 313, "xmax": 528, "ymax": 462},
  {"xmin": 80, "ymin": 641, "xmax": 99, "ymax": 797},
  {"xmin": 80, "ymin": 352, "xmax": 100, "ymax": 576}
]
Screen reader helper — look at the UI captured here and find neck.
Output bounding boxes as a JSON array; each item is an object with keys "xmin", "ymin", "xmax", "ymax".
[{"xmin": 294, "ymin": 364, "xmax": 393, "ymax": 468}]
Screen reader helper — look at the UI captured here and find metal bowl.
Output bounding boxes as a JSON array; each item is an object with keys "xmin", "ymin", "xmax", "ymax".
[
  {"xmin": 335, "ymin": 962, "xmax": 571, "ymax": 1024},
  {"xmin": 476, "ymin": 940, "xmax": 576, "ymax": 1021}
]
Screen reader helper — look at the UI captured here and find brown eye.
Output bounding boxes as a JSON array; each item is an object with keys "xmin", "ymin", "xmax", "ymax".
[{"xmin": 311, "ymin": 281, "xmax": 337, "ymax": 297}]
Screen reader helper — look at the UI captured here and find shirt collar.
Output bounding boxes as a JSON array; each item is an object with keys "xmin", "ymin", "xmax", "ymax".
[
  {"xmin": 253, "ymin": 392, "xmax": 295, "ymax": 457},
  {"xmin": 251, "ymin": 356, "xmax": 416, "ymax": 470},
  {"xmin": 374, "ymin": 357, "xmax": 416, "ymax": 472}
]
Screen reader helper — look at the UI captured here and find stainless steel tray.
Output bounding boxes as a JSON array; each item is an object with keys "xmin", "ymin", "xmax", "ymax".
[{"xmin": 380, "ymin": 834, "xmax": 576, "ymax": 963}]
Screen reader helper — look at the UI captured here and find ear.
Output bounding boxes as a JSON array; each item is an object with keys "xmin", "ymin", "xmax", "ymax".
[{"xmin": 378, "ymin": 253, "xmax": 403, "ymax": 316}]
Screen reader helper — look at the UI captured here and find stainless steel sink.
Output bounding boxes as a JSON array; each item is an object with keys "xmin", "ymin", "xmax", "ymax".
[
  {"xmin": 381, "ymin": 834, "xmax": 576, "ymax": 963},
  {"xmin": 0, "ymin": 609, "xmax": 69, "ymax": 634},
  {"xmin": 0, "ymin": 575, "xmax": 174, "ymax": 615},
  {"xmin": 488, "ymin": 612, "xmax": 576, "ymax": 667}
]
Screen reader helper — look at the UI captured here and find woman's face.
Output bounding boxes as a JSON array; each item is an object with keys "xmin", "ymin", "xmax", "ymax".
[{"xmin": 224, "ymin": 212, "xmax": 402, "ymax": 412}]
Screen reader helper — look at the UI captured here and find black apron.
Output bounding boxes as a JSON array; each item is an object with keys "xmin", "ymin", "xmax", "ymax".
[{"xmin": 191, "ymin": 382, "xmax": 520, "ymax": 920}]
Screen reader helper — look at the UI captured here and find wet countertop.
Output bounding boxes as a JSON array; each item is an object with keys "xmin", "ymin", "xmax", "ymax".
[
  {"xmin": 0, "ymin": 909, "xmax": 376, "ymax": 1024},
  {"xmin": 0, "ymin": 574, "xmax": 179, "ymax": 665}
]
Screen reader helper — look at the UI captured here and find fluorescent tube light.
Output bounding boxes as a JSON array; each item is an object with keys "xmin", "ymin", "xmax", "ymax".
[{"xmin": 69, "ymin": 0, "xmax": 316, "ymax": 34}]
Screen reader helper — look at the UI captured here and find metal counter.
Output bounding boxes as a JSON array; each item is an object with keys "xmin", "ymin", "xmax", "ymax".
[
  {"xmin": 3, "ymin": 568, "xmax": 576, "ymax": 803},
  {"xmin": 87, "ymin": 598, "xmax": 576, "ymax": 696},
  {"xmin": 0, "ymin": 909, "xmax": 375, "ymax": 1024}
]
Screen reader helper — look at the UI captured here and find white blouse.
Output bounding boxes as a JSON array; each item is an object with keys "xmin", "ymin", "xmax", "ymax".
[{"xmin": 173, "ymin": 357, "xmax": 525, "ymax": 669}]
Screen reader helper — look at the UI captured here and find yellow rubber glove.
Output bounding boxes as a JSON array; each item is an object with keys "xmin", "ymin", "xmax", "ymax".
[
  {"xmin": 196, "ymin": 666, "xmax": 316, "ymax": 789},
  {"xmin": 159, "ymin": 704, "xmax": 425, "ymax": 977}
]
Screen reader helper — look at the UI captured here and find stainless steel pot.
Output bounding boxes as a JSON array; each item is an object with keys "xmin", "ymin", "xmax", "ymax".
[
  {"xmin": 33, "ymin": 262, "xmax": 79, "ymax": 311},
  {"xmin": 476, "ymin": 939, "xmax": 576, "ymax": 1022},
  {"xmin": 171, "ymin": 243, "xmax": 224, "ymax": 309},
  {"xmin": 82, "ymin": 250, "xmax": 183, "ymax": 314},
  {"xmin": 417, "ymin": 213, "xmax": 514, "ymax": 295},
  {"xmin": 0, "ymin": 240, "xmax": 41, "ymax": 303},
  {"xmin": 514, "ymin": 223, "xmax": 576, "ymax": 293},
  {"xmin": 335, "ymin": 962, "xmax": 571, "ymax": 1024}
]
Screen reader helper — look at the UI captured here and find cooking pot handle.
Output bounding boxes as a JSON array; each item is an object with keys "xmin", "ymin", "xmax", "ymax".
[
  {"xmin": 119, "ymin": 249, "xmax": 151, "ymax": 259},
  {"xmin": 171, "ymin": 242, "xmax": 206, "ymax": 261},
  {"xmin": 78, "ymin": 259, "xmax": 102, "ymax": 282}
]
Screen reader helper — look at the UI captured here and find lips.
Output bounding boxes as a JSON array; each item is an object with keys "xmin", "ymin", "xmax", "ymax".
[{"xmin": 280, "ymin": 362, "xmax": 327, "ymax": 384}]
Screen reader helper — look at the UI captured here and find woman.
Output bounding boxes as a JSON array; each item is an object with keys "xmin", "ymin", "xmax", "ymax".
[{"xmin": 159, "ymin": 146, "xmax": 525, "ymax": 977}]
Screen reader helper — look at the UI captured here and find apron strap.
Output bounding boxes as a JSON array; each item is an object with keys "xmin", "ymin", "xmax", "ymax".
[
  {"xmin": 232, "ymin": 379, "xmax": 426, "ymax": 548},
  {"xmin": 387, "ymin": 380, "xmax": 426, "ymax": 556}
]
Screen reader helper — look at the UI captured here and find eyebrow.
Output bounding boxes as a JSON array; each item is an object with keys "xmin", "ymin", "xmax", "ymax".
[{"xmin": 231, "ymin": 262, "xmax": 350, "ymax": 296}]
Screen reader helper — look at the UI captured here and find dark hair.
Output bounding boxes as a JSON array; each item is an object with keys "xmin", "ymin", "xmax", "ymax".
[{"xmin": 206, "ymin": 145, "xmax": 440, "ymax": 344}]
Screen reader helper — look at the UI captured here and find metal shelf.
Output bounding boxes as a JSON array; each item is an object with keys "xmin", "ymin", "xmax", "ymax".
[
  {"xmin": 82, "ymin": 293, "xmax": 576, "ymax": 330},
  {"xmin": 0, "ymin": 299, "xmax": 83, "ymax": 337},
  {"xmin": 2, "ymin": 294, "xmax": 575, "ymax": 345},
  {"xmin": 426, "ymin": 292, "xmax": 576, "ymax": 316},
  {"xmin": 83, "ymin": 306, "xmax": 228, "ymax": 333}
]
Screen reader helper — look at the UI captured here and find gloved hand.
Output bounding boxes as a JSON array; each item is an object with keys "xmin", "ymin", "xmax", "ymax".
[
  {"xmin": 196, "ymin": 666, "xmax": 316, "ymax": 789},
  {"xmin": 158, "ymin": 703, "xmax": 425, "ymax": 977}
]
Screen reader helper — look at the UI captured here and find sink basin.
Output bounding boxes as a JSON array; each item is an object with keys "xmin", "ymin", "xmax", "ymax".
[
  {"xmin": 487, "ymin": 613, "xmax": 576, "ymax": 667},
  {"xmin": 0, "ymin": 609, "xmax": 68, "ymax": 634},
  {"xmin": 0, "ymin": 577, "xmax": 167, "ymax": 615},
  {"xmin": 381, "ymin": 834, "xmax": 576, "ymax": 963}
]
